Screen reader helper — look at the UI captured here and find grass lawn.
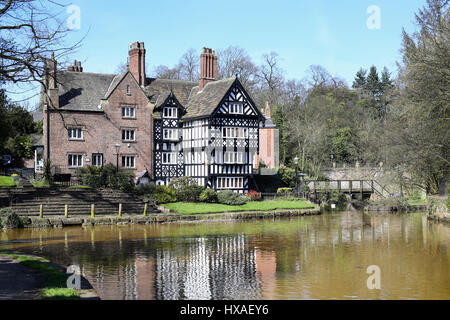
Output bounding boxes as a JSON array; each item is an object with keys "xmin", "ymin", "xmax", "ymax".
[
  {"xmin": 162, "ymin": 200, "xmax": 317, "ymax": 215},
  {"xmin": 0, "ymin": 252, "xmax": 80, "ymax": 300},
  {"xmin": 408, "ymin": 199, "xmax": 427, "ymax": 206},
  {"xmin": 0, "ymin": 176, "xmax": 16, "ymax": 187}
]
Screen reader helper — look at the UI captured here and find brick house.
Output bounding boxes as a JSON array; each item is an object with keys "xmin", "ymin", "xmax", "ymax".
[{"xmin": 41, "ymin": 42, "xmax": 277, "ymax": 192}]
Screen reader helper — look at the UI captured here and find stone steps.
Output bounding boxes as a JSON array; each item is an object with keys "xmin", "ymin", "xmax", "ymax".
[{"xmin": 0, "ymin": 188, "xmax": 159, "ymax": 217}]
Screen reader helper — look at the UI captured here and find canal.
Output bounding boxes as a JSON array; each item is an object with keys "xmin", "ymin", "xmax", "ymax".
[{"xmin": 0, "ymin": 211, "xmax": 449, "ymax": 300}]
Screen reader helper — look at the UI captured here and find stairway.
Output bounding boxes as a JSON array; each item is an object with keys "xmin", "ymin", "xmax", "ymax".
[{"xmin": 0, "ymin": 189, "xmax": 160, "ymax": 217}]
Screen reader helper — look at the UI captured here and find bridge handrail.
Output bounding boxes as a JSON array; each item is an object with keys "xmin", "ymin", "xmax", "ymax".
[{"xmin": 304, "ymin": 180, "xmax": 391, "ymax": 198}]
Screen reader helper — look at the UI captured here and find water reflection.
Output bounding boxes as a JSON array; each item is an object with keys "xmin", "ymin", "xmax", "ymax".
[{"xmin": 0, "ymin": 212, "xmax": 449, "ymax": 300}]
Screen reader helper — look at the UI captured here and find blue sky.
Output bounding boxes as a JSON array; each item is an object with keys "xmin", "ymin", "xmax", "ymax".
[{"xmin": 9, "ymin": 0, "xmax": 428, "ymax": 105}]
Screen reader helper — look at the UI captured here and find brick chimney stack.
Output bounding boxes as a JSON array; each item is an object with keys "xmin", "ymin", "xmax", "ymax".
[
  {"xmin": 128, "ymin": 42, "xmax": 146, "ymax": 86},
  {"xmin": 199, "ymin": 47, "xmax": 218, "ymax": 91},
  {"xmin": 68, "ymin": 60, "xmax": 83, "ymax": 72},
  {"xmin": 46, "ymin": 52, "xmax": 59, "ymax": 109}
]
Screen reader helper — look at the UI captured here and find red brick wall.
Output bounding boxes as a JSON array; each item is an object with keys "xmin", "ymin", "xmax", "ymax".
[{"xmin": 45, "ymin": 73, "xmax": 153, "ymax": 178}]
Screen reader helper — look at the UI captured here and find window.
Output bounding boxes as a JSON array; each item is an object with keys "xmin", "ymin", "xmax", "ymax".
[
  {"xmin": 92, "ymin": 154, "xmax": 103, "ymax": 167},
  {"xmin": 224, "ymin": 152, "xmax": 244, "ymax": 164},
  {"xmin": 163, "ymin": 107, "xmax": 178, "ymax": 119},
  {"xmin": 126, "ymin": 85, "xmax": 131, "ymax": 95},
  {"xmin": 163, "ymin": 129, "xmax": 179, "ymax": 141},
  {"xmin": 68, "ymin": 154, "xmax": 83, "ymax": 168},
  {"xmin": 68, "ymin": 128, "xmax": 83, "ymax": 140},
  {"xmin": 222, "ymin": 127, "xmax": 249, "ymax": 139},
  {"xmin": 122, "ymin": 156, "xmax": 135, "ymax": 169},
  {"xmin": 229, "ymin": 103, "xmax": 243, "ymax": 114},
  {"xmin": 217, "ymin": 177, "xmax": 244, "ymax": 189},
  {"xmin": 122, "ymin": 106, "xmax": 135, "ymax": 118},
  {"xmin": 162, "ymin": 152, "xmax": 177, "ymax": 165},
  {"xmin": 122, "ymin": 129, "xmax": 135, "ymax": 142}
]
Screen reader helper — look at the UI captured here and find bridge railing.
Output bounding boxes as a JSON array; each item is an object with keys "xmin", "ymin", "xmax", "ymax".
[{"xmin": 304, "ymin": 180, "xmax": 391, "ymax": 198}]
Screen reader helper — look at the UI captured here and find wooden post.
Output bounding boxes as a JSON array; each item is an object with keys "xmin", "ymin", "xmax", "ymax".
[
  {"xmin": 91, "ymin": 204, "xmax": 95, "ymax": 218},
  {"xmin": 360, "ymin": 180, "xmax": 363, "ymax": 199},
  {"xmin": 39, "ymin": 204, "xmax": 43, "ymax": 218},
  {"xmin": 143, "ymin": 203, "xmax": 148, "ymax": 217},
  {"xmin": 65, "ymin": 205, "xmax": 68, "ymax": 218},
  {"xmin": 118, "ymin": 203, "xmax": 122, "ymax": 217}
]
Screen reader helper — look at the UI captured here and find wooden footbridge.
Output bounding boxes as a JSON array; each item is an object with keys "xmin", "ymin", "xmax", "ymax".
[{"xmin": 304, "ymin": 180, "xmax": 392, "ymax": 199}]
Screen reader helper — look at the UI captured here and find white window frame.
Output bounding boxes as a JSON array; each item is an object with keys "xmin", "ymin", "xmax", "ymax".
[
  {"xmin": 122, "ymin": 106, "xmax": 135, "ymax": 119},
  {"xmin": 162, "ymin": 152, "xmax": 177, "ymax": 165},
  {"xmin": 68, "ymin": 154, "xmax": 83, "ymax": 168},
  {"xmin": 229, "ymin": 102, "xmax": 243, "ymax": 115},
  {"xmin": 92, "ymin": 154, "xmax": 103, "ymax": 167},
  {"xmin": 163, "ymin": 129, "xmax": 179, "ymax": 141},
  {"xmin": 122, "ymin": 129, "xmax": 136, "ymax": 142},
  {"xmin": 163, "ymin": 107, "xmax": 178, "ymax": 119},
  {"xmin": 122, "ymin": 156, "xmax": 136, "ymax": 169},
  {"xmin": 222, "ymin": 127, "xmax": 249, "ymax": 139},
  {"xmin": 224, "ymin": 152, "xmax": 244, "ymax": 164},
  {"xmin": 217, "ymin": 177, "xmax": 244, "ymax": 189},
  {"xmin": 68, "ymin": 128, "xmax": 83, "ymax": 140}
]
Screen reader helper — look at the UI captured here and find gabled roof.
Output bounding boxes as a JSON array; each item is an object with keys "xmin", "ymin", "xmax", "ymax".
[
  {"xmin": 103, "ymin": 71, "xmax": 129, "ymax": 99},
  {"xmin": 143, "ymin": 78, "xmax": 197, "ymax": 106},
  {"xmin": 184, "ymin": 77, "xmax": 236, "ymax": 119},
  {"xmin": 57, "ymin": 71, "xmax": 116, "ymax": 111}
]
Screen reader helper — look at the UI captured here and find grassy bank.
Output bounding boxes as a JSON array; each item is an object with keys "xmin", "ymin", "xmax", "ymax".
[
  {"xmin": 162, "ymin": 200, "xmax": 317, "ymax": 215},
  {"xmin": 0, "ymin": 176, "xmax": 16, "ymax": 187},
  {"xmin": 0, "ymin": 251, "xmax": 80, "ymax": 300}
]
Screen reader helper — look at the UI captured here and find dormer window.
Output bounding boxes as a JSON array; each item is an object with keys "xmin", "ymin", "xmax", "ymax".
[
  {"xmin": 229, "ymin": 103, "xmax": 243, "ymax": 114},
  {"xmin": 163, "ymin": 107, "xmax": 178, "ymax": 119}
]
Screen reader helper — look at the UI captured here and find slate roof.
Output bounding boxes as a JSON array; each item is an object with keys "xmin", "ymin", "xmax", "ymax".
[
  {"xmin": 143, "ymin": 78, "xmax": 197, "ymax": 106},
  {"xmin": 58, "ymin": 71, "xmax": 116, "ymax": 112},
  {"xmin": 30, "ymin": 134, "xmax": 44, "ymax": 147},
  {"xmin": 184, "ymin": 77, "xmax": 236, "ymax": 119}
]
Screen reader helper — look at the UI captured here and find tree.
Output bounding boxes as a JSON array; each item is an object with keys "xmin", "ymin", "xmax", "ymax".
[
  {"xmin": 179, "ymin": 48, "xmax": 199, "ymax": 82},
  {"xmin": 384, "ymin": 0, "xmax": 449, "ymax": 194},
  {"xmin": 0, "ymin": 0, "xmax": 83, "ymax": 85},
  {"xmin": 217, "ymin": 46, "xmax": 258, "ymax": 91}
]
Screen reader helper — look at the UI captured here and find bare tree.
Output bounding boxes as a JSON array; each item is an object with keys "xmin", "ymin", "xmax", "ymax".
[
  {"xmin": 217, "ymin": 46, "xmax": 259, "ymax": 90},
  {"xmin": 179, "ymin": 48, "xmax": 199, "ymax": 82},
  {"xmin": 153, "ymin": 64, "xmax": 183, "ymax": 80},
  {"xmin": 257, "ymin": 52, "xmax": 284, "ymax": 104},
  {"xmin": 0, "ymin": 0, "xmax": 83, "ymax": 85}
]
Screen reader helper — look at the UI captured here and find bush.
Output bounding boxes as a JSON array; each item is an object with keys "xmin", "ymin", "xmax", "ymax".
[
  {"xmin": 0, "ymin": 208, "xmax": 22, "ymax": 229},
  {"xmin": 278, "ymin": 167, "xmax": 296, "ymax": 188},
  {"xmin": 217, "ymin": 190, "xmax": 248, "ymax": 206},
  {"xmin": 135, "ymin": 183, "xmax": 155, "ymax": 196},
  {"xmin": 77, "ymin": 164, "xmax": 134, "ymax": 191},
  {"xmin": 277, "ymin": 188, "xmax": 293, "ymax": 194},
  {"xmin": 152, "ymin": 186, "xmax": 177, "ymax": 205},
  {"xmin": 169, "ymin": 177, "xmax": 205, "ymax": 202},
  {"xmin": 246, "ymin": 190, "xmax": 262, "ymax": 201},
  {"xmin": 200, "ymin": 188, "xmax": 218, "ymax": 203}
]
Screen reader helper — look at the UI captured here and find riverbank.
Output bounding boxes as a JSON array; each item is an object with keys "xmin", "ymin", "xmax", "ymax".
[
  {"xmin": 3, "ymin": 207, "xmax": 320, "ymax": 229},
  {"xmin": 0, "ymin": 252, "xmax": 99, "ymax": 300},
  {"xmin": 427, "ymin": 196, "xmax": 450, "ymax": 225}
]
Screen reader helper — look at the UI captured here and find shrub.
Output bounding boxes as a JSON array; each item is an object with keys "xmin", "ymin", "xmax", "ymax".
[
  {"xmin": 277, "ymin": 188, "xmax": 293, "ymax": 194},
  {"xmin": 169, "ymin": 177, "xmax": 205, "ymax": 202},
  {"xmin": 0, "ymin": 208, "xmax": 22, "ymax": 229},
  {"xmin": 135, "ymin": 183, "xmax": 155, "ymax": 196},
  {"xmin": 200, "ymin": 188, "xmax": 218, "ymax": 203},
  {"xmin": 246, "ymin": 190, "xmax": 261, "ymax": 201},
  {"xmin": 77, "ymin": 164, "xmax": 134, "ymax": 191},
  {"xmin": 278, "ymin": 167, "xmax": 296, "ymax": 188},
  {"xmin": 152, "ymin": 185, "xmax": 177, "ymax": 205},
  {"xmin": 217, "ymin": 190, "xmax": 248, "ymax": 206}
]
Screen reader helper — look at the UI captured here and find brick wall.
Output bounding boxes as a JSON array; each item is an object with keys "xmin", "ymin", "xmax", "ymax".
[{"xmin": 46, "ymin": 73, "xmax": 153, "ymax": 178}]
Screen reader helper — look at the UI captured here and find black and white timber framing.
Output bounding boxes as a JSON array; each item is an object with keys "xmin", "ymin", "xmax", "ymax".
[{"xmin": 153, "ymin": 77, "xmax": 265, "ymax": 193}]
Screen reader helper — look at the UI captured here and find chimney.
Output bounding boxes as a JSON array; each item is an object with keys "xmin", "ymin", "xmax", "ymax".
[
  {"xmin": 68, "ymin": 60, "xmax": 83, "ymax": 72},
  {"xmin": 128, "ymin": 42, "xmax": 146, "ymax": 86},
  {"xmin": 264, "ymin": 101, "xmax": 272, "ymax": 118},
  {"xmin": 199, "ymin": 47, "xmax": 218, "ymax": 91},
  {"xmin": 46, "ymin": 53, "xmax": 59, "ymax": 108}
]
